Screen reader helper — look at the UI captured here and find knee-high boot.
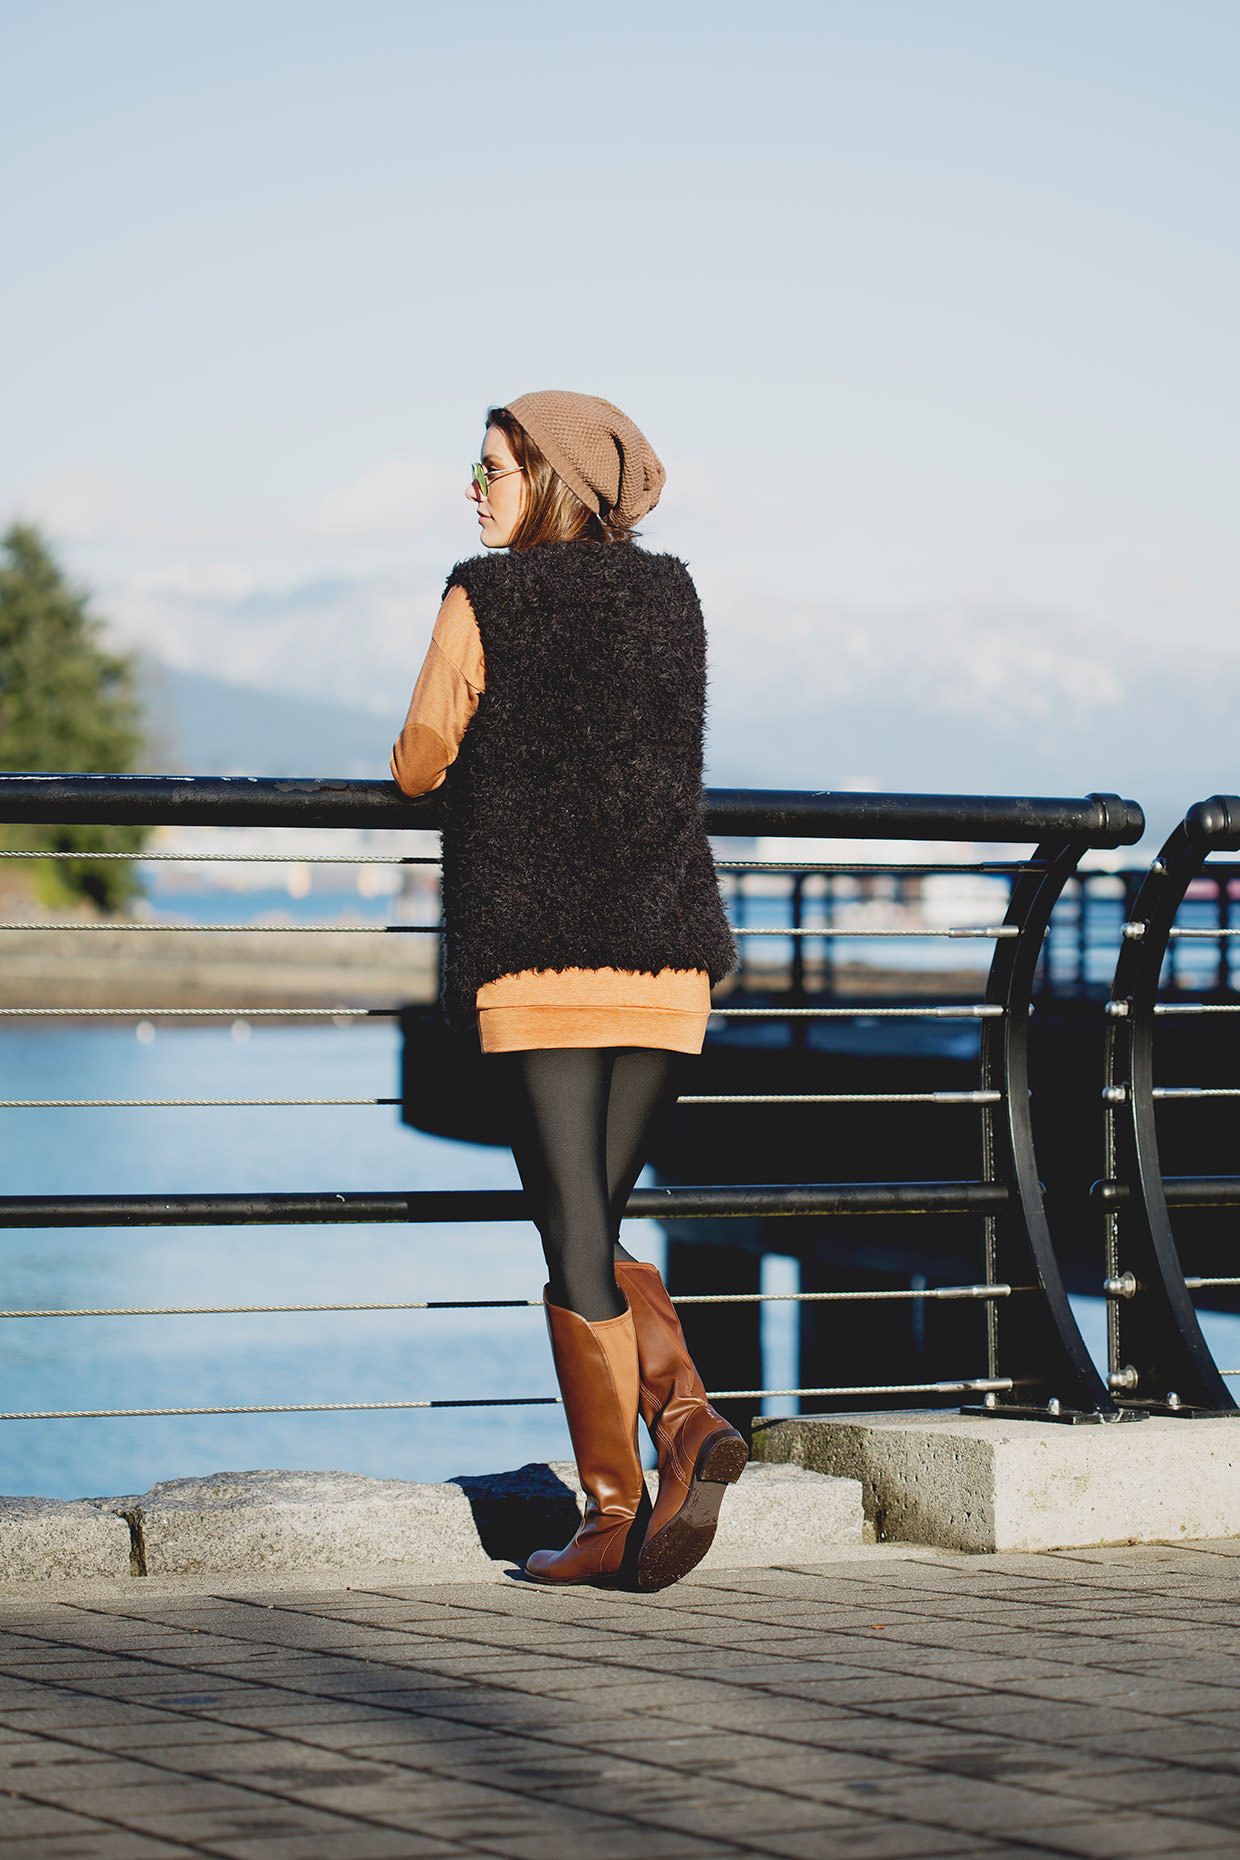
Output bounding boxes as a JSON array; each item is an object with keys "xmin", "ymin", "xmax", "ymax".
[
  {"xmin": 524, "ymin": 1292, "xmax": 651, "ymax": 1586},
  {"xmin": 615, "ymin": 1259, "xmax": 749, "ymax": 1592}
]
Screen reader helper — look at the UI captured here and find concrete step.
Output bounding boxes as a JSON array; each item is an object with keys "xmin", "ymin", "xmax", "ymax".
[{"xmin": 754, "ymin": 1409, "xmax": 1240, "ymax": 1551}]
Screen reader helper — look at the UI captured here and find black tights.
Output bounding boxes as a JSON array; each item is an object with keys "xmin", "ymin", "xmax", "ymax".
[{"xmin": 489, "ymin": 1047, "xmax": 679, "ymax": 1323}]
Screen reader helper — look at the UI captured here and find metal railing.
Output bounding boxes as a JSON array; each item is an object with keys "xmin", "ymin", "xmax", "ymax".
[
  {"xmin": 0, "ymin": 775, "xmax": 1145, "ymax": 1431},
  {"xmin": 1099, "ymin": 796, "xmax": 1240, "ymax": 1416}
]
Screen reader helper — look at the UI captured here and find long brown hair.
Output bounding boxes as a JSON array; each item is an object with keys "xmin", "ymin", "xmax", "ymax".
[{"xmin": 485, "ymin": 406, "xmax": 636, "ymax": 551}]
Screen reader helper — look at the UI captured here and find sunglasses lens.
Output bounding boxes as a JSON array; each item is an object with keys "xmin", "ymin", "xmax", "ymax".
[{"xmin": 471, "ymin": 464, "xmax": 488, "ymax": 496}]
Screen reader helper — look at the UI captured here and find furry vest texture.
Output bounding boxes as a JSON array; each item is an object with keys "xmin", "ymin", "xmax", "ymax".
[{"xmin": 439, "ymin": 541, "xmax": 736, "ymax": 1024}]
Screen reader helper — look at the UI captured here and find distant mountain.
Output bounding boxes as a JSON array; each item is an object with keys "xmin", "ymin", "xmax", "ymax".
[
  {"xmin": 135, "ymin": 585, "xmax": 1237, "ymax": 851},
  {"xmin": 703, "ymin": 598, "xmax": 1234, "ymax": 838},
  {"xmin": 145, "ymin": 663, "xmax": 395, "ymax": 779}
]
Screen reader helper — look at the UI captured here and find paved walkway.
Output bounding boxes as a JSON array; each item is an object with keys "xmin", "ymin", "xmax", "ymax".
[{"xmin": 1, "ymin": 1540, "xmax": 1239, "ymax": 1858}]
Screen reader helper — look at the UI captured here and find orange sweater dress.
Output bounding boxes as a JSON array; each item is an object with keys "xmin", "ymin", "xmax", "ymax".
[{"xmin": 391, "ymin": 585, "xmax": 712, "ymax": 1055}]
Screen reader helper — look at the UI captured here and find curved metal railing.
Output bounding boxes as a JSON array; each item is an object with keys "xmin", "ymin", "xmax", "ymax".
[{"xmin": 1099, "ymin": 795, "xmax": 1240, "ymax": 1415}]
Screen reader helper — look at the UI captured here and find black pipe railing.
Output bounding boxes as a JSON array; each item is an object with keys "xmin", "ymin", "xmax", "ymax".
[
  {"xmin": 1099, "ymin": 796, "xmax": 1240, "ymax": 1415},
  {"xmin": 0, "ymin": 773, "xmax": 1142, "ymax": 842},
  {"xmin": 0, "ymin": 1181, "xmax": 1012, "ymax": 1229},
  {"xmin": 0, "ymin": 774, "xmax": 1146, "ymax": 1429}
]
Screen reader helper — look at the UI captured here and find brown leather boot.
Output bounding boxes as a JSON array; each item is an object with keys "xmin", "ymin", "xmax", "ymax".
[
  {"xmin": 524, "ymin": 1293, "xmax": 651, "ymax": 1586},
  {"xmin": 615, "ymin": 1259, "xmax": 749, "ymax": 1592}
]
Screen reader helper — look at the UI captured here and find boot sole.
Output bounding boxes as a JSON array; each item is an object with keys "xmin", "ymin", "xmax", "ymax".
[
  {"xmin": 636, "ymin": 1429, "xmax": 749, "ymax": 1593},
  {"xmin": 521, "ymin": 1567, "xmax": 625, "ymax": 1588}
]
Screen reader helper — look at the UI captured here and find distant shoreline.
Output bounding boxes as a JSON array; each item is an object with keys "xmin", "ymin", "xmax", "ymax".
[
  {"xmin": 0, "ymin": 924, "xmax": 439, "ymax": 1011},
  {"xmin": 0, "ymin": 941, "xmax": 987, "ymax": 1017}
]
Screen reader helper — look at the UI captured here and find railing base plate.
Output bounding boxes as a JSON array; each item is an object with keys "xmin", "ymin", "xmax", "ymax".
[
  {"xmin": 960, "ymin": 1402, "xmax": 1146, "ymax": 1425},
  {"xmin": 1116, "ymin": 1400, "xmax": 1240, "ymax": 1421}
]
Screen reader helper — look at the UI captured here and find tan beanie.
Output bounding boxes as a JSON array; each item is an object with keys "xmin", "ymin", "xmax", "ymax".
[{"xmin": 503, "ymin": 390, "xmax": 665, "ymax": 526}]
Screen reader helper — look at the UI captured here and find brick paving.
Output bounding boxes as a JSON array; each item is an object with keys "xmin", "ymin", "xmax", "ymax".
[{"xmin": 1, "ymin": 1541, "xmax": 1239, "ymax": 1857}]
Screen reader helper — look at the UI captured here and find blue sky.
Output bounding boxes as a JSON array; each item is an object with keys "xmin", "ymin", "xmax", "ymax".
[{"xmin": 4, "ymin": 1, "xmax": 1237, "ymax": 799}]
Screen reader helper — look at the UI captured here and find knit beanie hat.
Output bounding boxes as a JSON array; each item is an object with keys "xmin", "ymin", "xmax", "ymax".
[{"xmin": 503, "ymin": 390, "xmax": 666, "ymax": 526}]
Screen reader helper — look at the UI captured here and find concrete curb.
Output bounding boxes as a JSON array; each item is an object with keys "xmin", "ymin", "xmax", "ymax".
[
  {"xmin": 0, "ymin": 1461, "xmax": 863, "ymax": 1582},
  {"xmin": 536, "ymin": 1460, "xmax": 865, "ymax": 1571},
  {"xmin": 754, "ymin": 1410, "xmax": 1240, "ymax": 1551},
  {"xmin": 0, "ymin": 1496, "xmax": 132, "ymax": 1580},
  {"xmin": 112, "ymin": 1470, "xmax": 500, "ymax": 1580}
]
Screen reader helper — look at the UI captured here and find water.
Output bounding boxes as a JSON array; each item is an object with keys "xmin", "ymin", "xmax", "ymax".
[
  {"xmin": 141, "ymin": 886, "xmax": 424, "ymax": 927},
  {"xmin": 0, "ymin": 1023, "xmax": 666, "ymax": 1500}
]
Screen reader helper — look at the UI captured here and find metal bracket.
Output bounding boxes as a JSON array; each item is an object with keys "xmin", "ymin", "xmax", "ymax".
[{"xmin": 960, "ymin": 1401, "xmax": 1147, "ymax": 1425}]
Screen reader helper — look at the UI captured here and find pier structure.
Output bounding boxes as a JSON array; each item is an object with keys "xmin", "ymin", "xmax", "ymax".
[{"xmin": 653, "ymin": 797, "xmax": 1240, "ymax": 1430}]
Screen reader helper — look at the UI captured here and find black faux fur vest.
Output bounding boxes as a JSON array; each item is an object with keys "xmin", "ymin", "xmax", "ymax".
[{"xmin": 438, "ymin": 540, "xmax": 736, "ymax": 1024}]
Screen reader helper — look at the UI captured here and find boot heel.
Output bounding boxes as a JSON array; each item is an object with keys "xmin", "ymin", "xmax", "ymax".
[
  {"xmin": 615, "ymin": 1481, "xmax": 654, "ymax": 1589},
  {"xmin": 697, "ymin": 1429, "xmax": 749, "ymax": 1486}
]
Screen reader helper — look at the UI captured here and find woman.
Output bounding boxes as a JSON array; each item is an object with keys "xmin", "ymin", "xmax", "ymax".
[{"xmin": 391, "ymin": 390, "xmax": 745, "ymax": 1591}]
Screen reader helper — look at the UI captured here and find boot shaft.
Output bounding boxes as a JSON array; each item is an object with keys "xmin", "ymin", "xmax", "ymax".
[
  {"xmin": 615, "ymin": 1258, "xmax": 714, "ymax": 1432},
  {"xmin": 543, "ymin": 1295, "xmax": 645, "ymax": 1523}
]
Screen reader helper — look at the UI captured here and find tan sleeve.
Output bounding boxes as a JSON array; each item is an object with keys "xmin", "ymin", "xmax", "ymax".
[{"xmin": 389, "ymin": 585, "xmax": 486, "ymax": 795}]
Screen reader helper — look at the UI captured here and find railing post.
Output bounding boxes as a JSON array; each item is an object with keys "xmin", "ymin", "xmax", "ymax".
[
  {"xmin": 1099, "ymin": 797, "xmax": 1240, "ymax": 1415},
  {"xmin": 1218, "ymin": 864, "xmax": 1230, "ymax": 996},
  {"xmin": 821, "ymin": 869, "xmax": 835, "ymax": 998},
  {"xmin": 789, "ymin": 871, "xmax": 806, "ymax": 1002},
  {"xmin": 965, "ymin": 833, "xmax": 1124, "ymax": 1420}
]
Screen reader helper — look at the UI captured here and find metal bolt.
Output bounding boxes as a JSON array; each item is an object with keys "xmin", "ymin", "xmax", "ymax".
[
  {"xmin": 1103, "ymin": 1272, "xmax": 1138, "ymax": 1300},
  {"xmin": 1166, "ymin": 1391, "xmax": 1182, "ymax": 1410},
  {"xmin": 1108, "ymin": 1364, "xmax": 1139, "ymax": 1390},
  {"xmin": 1102, "ymin": 1085, "xmax": 1127, "ymax": 1104},
  {"xmin": 1149, "ymin": 859, "xmax": 1167, "ymax": 875},
  {"xmin": 1122, "ymin": 921, "xmax": 1147, "ymax": 939},
  {"xmin": 983, "ymin": 1392, "xmax": 998, "ymax": 1409},
  {"xmin": 1047, "ymin": 1397, "xmax": 1062, "ymax": 1415},
  {"xmin": 1105, "ymin": 999, "xmax": 1130, "ymax": 1018}
]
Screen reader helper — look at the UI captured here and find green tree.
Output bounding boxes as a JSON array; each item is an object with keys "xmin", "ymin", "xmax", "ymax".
[{"xmin": 0, "ymin": 523, "xmax": 148, "ymax": 911}]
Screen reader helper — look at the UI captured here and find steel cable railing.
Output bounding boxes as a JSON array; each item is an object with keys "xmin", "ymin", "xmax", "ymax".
[
  {"xmin": 0, "ymin": 1379, "xmax": 1021, "ymax": 1422},
  {"xmin": 0, "ymin": 1007, "xmax": 396, "ymax": 1017},
  {"xmin": 0, "ymin": 776, "xmax": 1145, "ymax": 1432},
  {"xmin": 0, "ymin": 1096, "xmax": 403, "ymax": 1108},
  {"xmin": 0, "ymin": 1281, "xmax": 1017, "ymax": 1419},
  {"xmin": 714, "ymin": 1005, "xmax": 1004, "ymax": 1017},
  {"xmin": 731, "ymin": 925, "xmax": 1019, "ymax": 937},
  {"xmin": 0, "ymin": 920, "xmax": 438, "ymax": 932},
  {"xmin": 0, "ymin": 1284, "xmax": 1014, "ymax": 1317},
  {"xmin": 0, "ymin": 848, "xmax": 439, "ymax": 863}
]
